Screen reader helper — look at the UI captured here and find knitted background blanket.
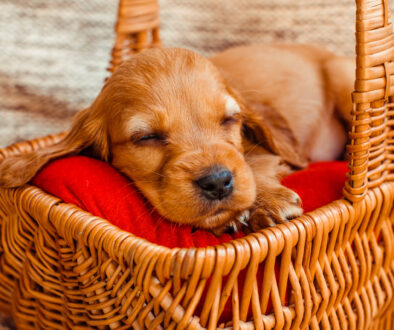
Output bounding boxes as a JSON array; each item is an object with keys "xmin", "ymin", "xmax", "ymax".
[{"xmin": 0, "ymin": 0, "xmax": 360, "ymax": 148}]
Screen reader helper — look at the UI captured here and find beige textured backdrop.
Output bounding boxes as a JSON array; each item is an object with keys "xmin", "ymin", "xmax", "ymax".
[{"xmin": 0, "ymin": 0, "xmax": 363, "ymax": 148}]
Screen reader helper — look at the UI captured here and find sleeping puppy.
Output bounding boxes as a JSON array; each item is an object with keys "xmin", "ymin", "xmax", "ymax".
[{"xmin": 0, "ymin": 44, "xmax": 354, "ymax": 234}]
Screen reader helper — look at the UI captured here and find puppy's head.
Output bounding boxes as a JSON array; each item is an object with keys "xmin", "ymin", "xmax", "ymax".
[
  {"xmin": 105, "ymin": 48, "xmax": 256, "ymax": 229},
  {"xmin": 0, "ymin": 48, "xmax": 304, "ymax": 230}
]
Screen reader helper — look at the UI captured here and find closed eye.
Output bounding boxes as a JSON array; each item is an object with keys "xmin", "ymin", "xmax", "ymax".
[
  {"xmin": 132, "ymin": 133, "xmax": 168, "ymax": 145},
  {"xmin": 138, "ymin": 134, "xmax": 160, "ymax": 141}
]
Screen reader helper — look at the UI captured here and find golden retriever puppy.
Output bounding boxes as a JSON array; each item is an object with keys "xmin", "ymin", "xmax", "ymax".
[{"xmin": 0, "ymin": 44, "xmax": 354, "ymax": 234}]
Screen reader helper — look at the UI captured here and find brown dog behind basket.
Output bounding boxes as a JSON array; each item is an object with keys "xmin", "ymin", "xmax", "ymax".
[{"xmin": 0, "ymin": 44, "xmax": 354, "ymax": 234}]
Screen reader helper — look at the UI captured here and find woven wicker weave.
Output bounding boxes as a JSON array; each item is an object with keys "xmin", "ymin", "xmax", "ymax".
[{"xmin": 0, "ymin": 0, "xmax": 393, "ymax": 328}]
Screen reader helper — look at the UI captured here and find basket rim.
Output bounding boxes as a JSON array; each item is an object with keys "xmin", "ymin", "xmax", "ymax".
[
  {"xmin": 3, "ymin": 181, "xmax": 361, "ymax": 280},
  {"xmin": 10, "ymin": 183, "xmax": 342, "ymax": 250},
  {"xmin": 2, "ymin": 179, "xmax": 365, "ymax": 280}
]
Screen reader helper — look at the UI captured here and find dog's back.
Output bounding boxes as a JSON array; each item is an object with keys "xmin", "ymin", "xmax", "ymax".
[{"xmin": 210, "ymin": 43, "xmax": 354, "ymax": 161}]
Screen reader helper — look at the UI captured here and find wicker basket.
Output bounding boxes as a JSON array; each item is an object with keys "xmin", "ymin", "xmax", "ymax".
[{"xmin": 0, "ymin": 0, "xmax": 393, "ymax": 328}]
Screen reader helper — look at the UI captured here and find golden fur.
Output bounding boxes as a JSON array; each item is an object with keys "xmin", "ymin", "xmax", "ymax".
[{"xmin": 0, "ymin": 44, "xmax": 354, "ymax": 233}]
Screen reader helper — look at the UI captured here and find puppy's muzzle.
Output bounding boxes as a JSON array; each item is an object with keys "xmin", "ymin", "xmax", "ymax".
[{"xmin": 195, "ymin": 167, "xmax": 233, "ymax": 200}]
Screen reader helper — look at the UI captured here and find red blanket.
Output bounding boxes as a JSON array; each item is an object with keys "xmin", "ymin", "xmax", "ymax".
[{"xmin": 32, "ymin": 156, "xmax": 347, "ymax": 248}]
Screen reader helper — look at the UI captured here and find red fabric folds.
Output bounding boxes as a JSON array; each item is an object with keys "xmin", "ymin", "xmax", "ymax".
[{"xmin": 32, "ymin": 156, "xmax": 347, "ymax": 249}]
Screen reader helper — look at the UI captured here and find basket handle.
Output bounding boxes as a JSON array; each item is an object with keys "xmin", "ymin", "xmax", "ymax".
[
  {"xmin": 344, "ymin": 0, "xmax": 394, "ymax": 202},
  {"xmin": 108, "ymin": 0, "xmax": 161, "ymax": 73}
]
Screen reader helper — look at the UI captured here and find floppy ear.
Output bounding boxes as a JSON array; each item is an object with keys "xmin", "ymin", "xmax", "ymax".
[
  {"xmin": 241, "ymin": 102, "xmax": 308, "ymax": 168},
  {"xmin": 0, "ymin": 107, "xmax": 110, "ymax": 188}
]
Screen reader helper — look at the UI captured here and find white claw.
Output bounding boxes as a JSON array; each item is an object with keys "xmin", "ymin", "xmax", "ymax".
[
  {"xmin": 237, "ymin": 210, "xmax": 250, "ymax": 227},
  {"xmin": 239, "ymin": 217, "xmax": 247, "ymax": 226},
  {"xmin": 231, "ymin": 222, "xmax": 238, "ymax": 233}
]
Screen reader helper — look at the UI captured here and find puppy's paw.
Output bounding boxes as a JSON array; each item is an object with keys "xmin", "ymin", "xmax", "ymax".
[
  {"xmin": 248, "ymin": 186, "xmax": 302, "ymax": 232},
  {"xmin": 210, "ymin": 210, "xmax": 250, "ymax": 236}
]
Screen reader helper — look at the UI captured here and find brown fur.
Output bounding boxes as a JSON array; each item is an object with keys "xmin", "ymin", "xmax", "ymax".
[{"xmin": 0, "ymin": 45, "xmax": 354, "ymax": 233}]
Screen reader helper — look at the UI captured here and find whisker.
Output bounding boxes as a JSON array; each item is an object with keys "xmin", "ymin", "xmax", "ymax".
[{"xmin": 243, "ymin": 144, "xmax": 260, "ymax": 157}]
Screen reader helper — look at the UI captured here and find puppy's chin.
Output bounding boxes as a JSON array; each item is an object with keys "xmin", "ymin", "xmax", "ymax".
[
  {"xmin": 154, "ymin": 182, "xmax": 256, "ymax": 230},
  {"xmin": 154, "ymin": 191, "xmax": 255, "ymax": 230},
  {"xmin": 193, "ymin": 209, "xmax": 238, "ymax": 229}
]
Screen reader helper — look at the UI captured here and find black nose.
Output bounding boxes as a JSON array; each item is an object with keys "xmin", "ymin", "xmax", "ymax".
[{"xmin": 195, "ymin": 168, "xmax": 234, "ymax": 200}]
